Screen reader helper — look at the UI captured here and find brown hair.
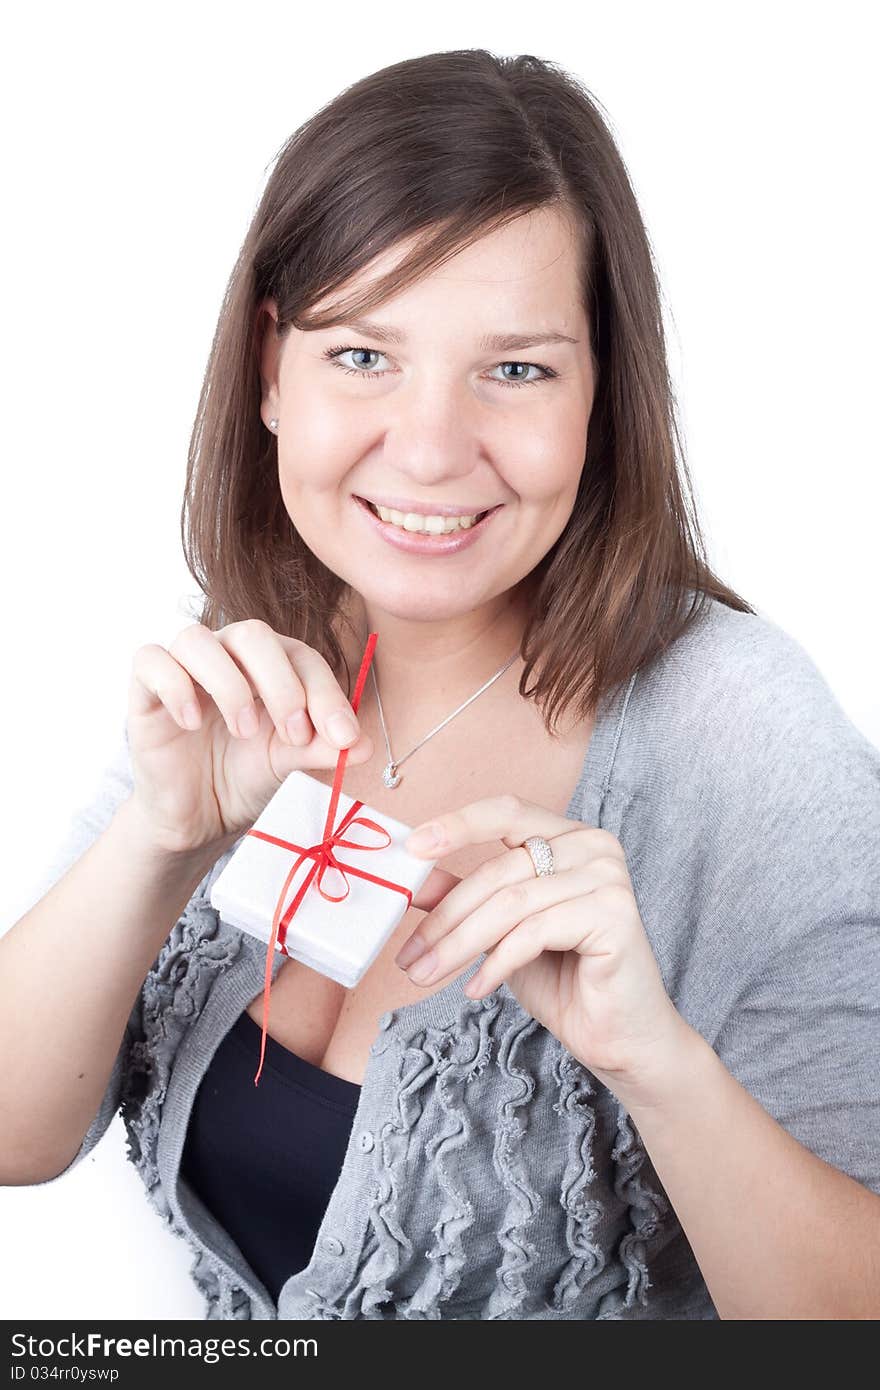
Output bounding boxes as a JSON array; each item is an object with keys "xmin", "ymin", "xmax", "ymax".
[{"xmin": 182, "ymin": 47, "xmax": 754, "ymax": 735}]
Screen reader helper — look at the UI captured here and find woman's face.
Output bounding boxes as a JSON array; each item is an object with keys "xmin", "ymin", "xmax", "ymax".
[{"xmin": 259, "ymin": 205, "xmax": 596, "ymax": 622}]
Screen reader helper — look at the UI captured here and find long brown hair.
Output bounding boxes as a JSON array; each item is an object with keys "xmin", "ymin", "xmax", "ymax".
[{"xmin": 182, "ymin": 48, "xmax": 754, "ymax": 735}]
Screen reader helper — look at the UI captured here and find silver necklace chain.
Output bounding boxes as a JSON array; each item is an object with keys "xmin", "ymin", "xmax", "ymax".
[{"xmin": 369, "ymin": 648, "xmax": 520, "ymax": 789}]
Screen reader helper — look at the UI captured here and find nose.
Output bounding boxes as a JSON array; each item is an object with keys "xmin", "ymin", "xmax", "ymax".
[{"xmin": 379, "ymin": 372, "xmax": 484, "ymax": 492}]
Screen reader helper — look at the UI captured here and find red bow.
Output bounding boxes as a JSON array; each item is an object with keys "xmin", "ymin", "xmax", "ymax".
[{"xmin": 245, "ymin": 632, "xmax": 412, "ymax": 1085}]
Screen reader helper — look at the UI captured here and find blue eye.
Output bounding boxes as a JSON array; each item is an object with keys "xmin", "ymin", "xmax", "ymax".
[
  {"xmin": 321, "ymin": 345, "xmax": 558, "ymax": 390},
  {"xmin": 492, "ymin": 361, "xmax": 553, "ymax": 388}
]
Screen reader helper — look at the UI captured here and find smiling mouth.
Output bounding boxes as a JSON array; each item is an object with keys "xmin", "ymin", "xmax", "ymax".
[{"xmin": 357, "ymin": 497, "xmax": 495, "ymax": 531}]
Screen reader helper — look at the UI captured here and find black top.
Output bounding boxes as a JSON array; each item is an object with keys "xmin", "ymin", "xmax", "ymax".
[{"xmin": 180, "ymin": 1007, "xmax": 361, "ymax": 1304}]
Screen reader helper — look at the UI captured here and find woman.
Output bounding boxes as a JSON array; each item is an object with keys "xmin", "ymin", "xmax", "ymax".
[{"xmin": 6, "ymin": 48, "xmax": 879, "ymax": 1320}]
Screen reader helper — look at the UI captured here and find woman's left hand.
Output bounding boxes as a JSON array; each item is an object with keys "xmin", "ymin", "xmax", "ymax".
[{"xmin": 397, "ymin": 795, "xmax": 690, "ymax": 1100}]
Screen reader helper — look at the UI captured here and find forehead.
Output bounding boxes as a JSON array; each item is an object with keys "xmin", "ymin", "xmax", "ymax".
[{"xmin": 308, "ymin": 205, "xmax": 584, "ymax": 324}]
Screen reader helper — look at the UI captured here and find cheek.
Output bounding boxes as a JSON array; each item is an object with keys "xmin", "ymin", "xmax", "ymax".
[
  {"xmin": 276, "ymin": 407, "xmax": 366, "ymax": 499},
  {"xmin": 511, "ymin": 417, "xmax": 586, "ymax": 504}
]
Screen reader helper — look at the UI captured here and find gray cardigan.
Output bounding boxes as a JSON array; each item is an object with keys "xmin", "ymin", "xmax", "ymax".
[{"xmin": 26, "ymin": 596, "xmax": 880, "ymax": 1319}]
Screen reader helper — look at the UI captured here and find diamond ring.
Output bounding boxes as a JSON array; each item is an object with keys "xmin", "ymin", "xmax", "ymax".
[{"xmin": 522, "ymin": 834, "xmax": 555, "ymax": 877}]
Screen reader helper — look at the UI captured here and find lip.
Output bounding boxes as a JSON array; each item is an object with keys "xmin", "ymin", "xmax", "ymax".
[{"xmin": 353, "ymin": 494, "xmax": 504, "ymax": 555}]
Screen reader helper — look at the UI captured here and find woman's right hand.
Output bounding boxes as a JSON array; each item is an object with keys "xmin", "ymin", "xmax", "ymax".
[{"xmin": 125, "ymin": 619, "xmax": 375, "ymax": 855}]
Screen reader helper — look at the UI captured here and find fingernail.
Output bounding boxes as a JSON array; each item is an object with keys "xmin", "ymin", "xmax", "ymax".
[
  {"xmin": 395, "ymin": 935, "xmax": 427, "ymax": 970},
  {"xmin": 406, "ymin": 949, "xmax": 438, "ymax": 984},
  {"xmin": 328, "ymin": 711, "xmax": 358, "ymax": 746},
  {"xmin": 406, "ymin": 823, "xmax": 443, "ymax": 851}
]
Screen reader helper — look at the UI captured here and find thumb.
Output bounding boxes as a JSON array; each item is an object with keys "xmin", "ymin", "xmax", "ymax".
[
  {"xmin": 279, "ymin": 727, "xmax": 375, "ymax": 772},
  {"xmin": 408, "ymin": 865, "xmax": 459, "ymax": 911}
]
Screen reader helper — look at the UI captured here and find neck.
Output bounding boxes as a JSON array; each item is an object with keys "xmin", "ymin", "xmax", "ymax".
[{"xmin": 333, "ymin": 581, "xmax": 535, "ymax": 730}]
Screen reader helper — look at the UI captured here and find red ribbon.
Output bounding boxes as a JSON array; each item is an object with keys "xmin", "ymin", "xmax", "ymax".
[{"xmin": 245, "ymin": 631, "xmax": 413, "ymax": 1086}]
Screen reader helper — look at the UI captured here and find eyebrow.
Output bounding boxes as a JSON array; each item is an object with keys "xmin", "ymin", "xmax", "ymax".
[{"xmin": 325, "ymin": 317, "xmax": 580, "ymax": 351}]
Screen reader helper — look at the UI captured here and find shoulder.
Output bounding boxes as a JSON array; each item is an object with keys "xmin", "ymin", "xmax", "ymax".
[
  {"xmin": 612, "ymin": 593, "xmax": 878, "ymax": 807},
  {"xmin": 604, "ymin": 595, "xmax": 880, "ymax": 1026}
]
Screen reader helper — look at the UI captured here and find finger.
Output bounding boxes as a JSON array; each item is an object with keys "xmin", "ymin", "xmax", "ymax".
[
  {"xmin": 398, "ymin": 861, "xmax": 609, "ymax": 987},
  {"xmin": 276, "ymin": 635, "xmax": 365, "ymax": 750},
  {"xmin": 213, "ymin": 619, "xmax": 318, "ymax": 748},
  {"xmin": 129, "ymin": 644, "xmax": 206, "ymax": 731},
  {"xmin": 464, "ymin": 900, "xmax": 585, "ymax": 997},
  {"xmin": 404, "ymin": 793, "xmax": 612, "ymax": 860},
  {"xmin": 167, "ymin": 621, "xmax": 269, "ymax": 740},
  {"xmin": 467, "ymin": 880, "xmax": 641, "ymax": 997},
  {"xmin": 406, "ymin": 865, "xmax": 461, "ymax": 914},
  {"xmin": 399, "ymin": 830, "xmax": 620, "ymax": 962},
  {"xmin": 167, "ymin": 621, "xmax": 366, "ymax": 754}
]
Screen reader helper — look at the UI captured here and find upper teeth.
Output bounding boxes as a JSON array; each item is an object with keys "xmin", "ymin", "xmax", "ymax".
[{"xmin": 372, "ymin": 504, "xmax": 483, "ymax": 533}]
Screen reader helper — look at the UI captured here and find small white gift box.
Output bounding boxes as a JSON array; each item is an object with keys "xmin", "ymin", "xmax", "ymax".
[{"xmin": 209, "ymin": 769, "xmax": 437, "ymax": 987}]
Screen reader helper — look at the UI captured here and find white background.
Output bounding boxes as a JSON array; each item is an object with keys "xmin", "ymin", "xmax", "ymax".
[{"xmin": 1, "ymin": 0, "xmax": 877, "ymax": 1321}]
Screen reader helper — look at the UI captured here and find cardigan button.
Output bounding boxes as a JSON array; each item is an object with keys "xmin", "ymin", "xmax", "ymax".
[
  {"xmin": 357, "ymin": 1129, "xmax": 375, "ymax": 1153},
  {"xmin": 378, "ymin": 1010, "xmax": 394, "ymax": 1029},
  {"xmin": 321, "ymin": 1236, "xmax": 344, "ymax": 1257}
]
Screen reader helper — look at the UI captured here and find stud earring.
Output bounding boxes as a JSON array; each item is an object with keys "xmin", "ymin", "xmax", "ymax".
[{"xmin": 268, "ymin": 417, "xmax": 278, "ymax": 432}]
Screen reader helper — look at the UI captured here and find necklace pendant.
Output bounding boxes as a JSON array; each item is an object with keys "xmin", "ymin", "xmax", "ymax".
[{"xmin": 382, "ymin": 761, "xmax": 401, "ymax": 789}]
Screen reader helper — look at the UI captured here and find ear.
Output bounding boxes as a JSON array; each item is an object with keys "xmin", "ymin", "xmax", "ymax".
[{"xmin": 253, "ymin": 296, "xmax": 282, "ymax": 424}]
